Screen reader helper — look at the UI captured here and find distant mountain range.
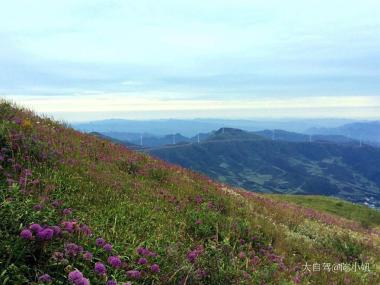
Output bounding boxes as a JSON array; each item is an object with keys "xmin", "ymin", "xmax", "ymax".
[
  {"xmin": 147, "ymin": 128, "xmax": 380, "ymax": 208},
  {"xmin": 95, "ymin": 128, "xmax": 361, "ymax": 149},
  {"xmin": 306, "ymin": 121, "xmax": 380, "ymax": 145},
  {"xmin": 73, "ymin": 118, "xmax": 356, "ymax": 137}
]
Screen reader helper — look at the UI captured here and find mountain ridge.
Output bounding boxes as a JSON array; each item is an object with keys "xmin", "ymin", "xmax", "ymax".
[{"xmin": 149, "ymin": 128, "xmax": 380, "ymax": 208}]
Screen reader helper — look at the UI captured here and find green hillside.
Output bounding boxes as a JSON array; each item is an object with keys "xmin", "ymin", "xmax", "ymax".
[
  {"xmin": 1, "ymin": 101, "xmax": 380, "ymax": 285},
  {"xmin": 271, "ymin": 195, "xmax": 380, "ymax": 229},
  {"xmin": 149, "ymin": 129, "xmax": 380, "ymax": 208}
]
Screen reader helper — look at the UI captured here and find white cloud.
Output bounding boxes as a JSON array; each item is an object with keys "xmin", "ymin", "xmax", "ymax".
[
  {"xmin": 4, "ymin": 94, "xmax": 380, "ymax": 121},
  {"xmin": 0, "ymin": 1, "xmax": 380, "ymax": 120}
]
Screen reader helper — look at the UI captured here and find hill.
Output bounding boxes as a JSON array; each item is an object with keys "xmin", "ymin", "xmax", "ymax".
[
  {"xmin": 306, "ymin": 121, "xmax": 380, "ymax": 145},
  {"xmin": 270, "ymin": 195, "xmax": 380, "ymax": 228},
  {"xmin": 255, "ymin": 129, "xmax": 357, "ymax": 144},
  {"xmin": 208, "ymin": 128, "xmax": 265, "ymax": 142},
  {"xmin": 1, "ymin": 101, "xmax": 380, "ymax": 284},
  {"xmin": 89, "ymin": 132, "xmax": 144, "ymax": 150},
  {"xmin": 149, "ymin": 128, "xmax": 380, "ymax": 208}
]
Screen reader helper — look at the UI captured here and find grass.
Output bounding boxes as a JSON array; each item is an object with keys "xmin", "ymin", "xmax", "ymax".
[
  {"xmin": 270, "ymin": 194, "xmax": 380, "ymax": 228},
  {"xmin": 0, "ymin": 100, "xmax": 380, "ymax": 284}
]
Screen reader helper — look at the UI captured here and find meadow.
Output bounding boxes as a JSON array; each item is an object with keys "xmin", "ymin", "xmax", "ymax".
[{"xmin": 1, "ymin": 100, "xmax": 379, "ymax": 284}]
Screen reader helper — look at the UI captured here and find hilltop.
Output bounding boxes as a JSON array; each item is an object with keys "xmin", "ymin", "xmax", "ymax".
[{"xmin": 1, "ymin": 101, "xmax": 380, "ymax": 284}]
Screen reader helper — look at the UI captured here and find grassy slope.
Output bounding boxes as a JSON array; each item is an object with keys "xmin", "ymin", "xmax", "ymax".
[
  {"xmin": 270, "ymin": 195, "xmax": 380, "ymax": 229},
  {"xmin": 1, "ymin": 101, "xmax": 380, "ymax": 285}
]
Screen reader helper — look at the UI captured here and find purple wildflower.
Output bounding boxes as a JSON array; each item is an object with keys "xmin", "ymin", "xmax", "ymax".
[
  {"xmin": 108, "ymin": 256, "xmax": 122, "ymax": 268},
  {"xmin": 187, "ymin": 245, "xmax": 204, "ymax": 263},
  {"xmin": 68, "ymin": 270, "xmax": 83, "ymax": 283},
  {"xmin": 137, "ymin": 257, "xmax": 147, "ymax": 265},
  {"xmin": 103, "ymin": 243, "xmax": 113, "ymax": 252},
  {"xmin": 64, "ymin": 243, "xmax": 82, "ymax": 257},
  {"xmin": 14, "ymin": 163, "xmax": 22, "ymax": 171},
  {"xmin": 107, "ymin": 281, "xmax": 117, "ymax": 285},
  {"xmin": 33, "ymin": 204, "xmax": 44, "ymax": 211},
  {"xmin": 14, "ymin": 117, "xmax": 22, "ymax": 125},
  {"xmin": 80, "ymin": 224, "xmax": 92, "ymax": 236},
  {"xmin": 126, "ymin": 270, "xmax": 141, "ymax": 279},
  {"xmin": 196, "ymin": 269, "xmax": 208, "ymax": 279},
  {"xmin": 75, "ymin": 278, "xmax": 90, "ymax": 285},
  {"xmin": 37, "ymin": 228, "xmax": 54, "ymax": 240},
  {"xmin": 137, "ymin": 247, "xmax": 148, "ymax": 255},
  {"xmin": 38, "ymin": 274, "xmax": 52, "ymax": 283},
  {"xmin": 83, "ymin": 251, "xmax": 93, "ymax": 261},
  {"xmin": 136, "ymin": 246, "xmax": 155, "ymax": 256},
  {"xmin": 20, "ymin": 229, "xmax": 33, "ymax": 240},
  {"xmin": 62, "ymin": 221, "xmax": 75, "ymax": 233},
  {"xmin": 52, "ymin": 199, "xmax": 63, "ymax": 208},
  {"xmin": 150, "ymin": 264, "xmax": 160, "ymax": 273},
  {"xmin": 50, "ymin": 226, "xmax": 61, "ymax": 236},
  {"xmin": 6, "ymin": 178, "xmax": 14, "ymax": 185},
  {"xmin": 195, "ymin": 196, "xmax": 203, "ymax": 204},
  {"xmin": 238, "ymin": 251, "xmax": 246, "ymax": 260},
  {"xmin": 187, "ymin": 251, "xmax": 197, "ymax": 263},
  {"xmin": 30, "ymin": 223, "xmax": 43, "ymax": 233},
  {"xmin": 251, "ymin": 255, "xmax": 260, "ymax": 266},
  {"xmin": 95, "ymin": 237, "xmax": 105, "ymax": 247},
  {"xmin": 52, "ymin": 251, "xmax": 64, "ymax": 262},
  {"xmin": 293, "ymin": 274, "xmax": 301, "ymax": 284},
  {"xmin": 63, "ymin": 208, "xmax": 73, "ymax": 216},
  {"xmin": 94, "ymin": 262, "xmax": 107, "ymax": 275}
]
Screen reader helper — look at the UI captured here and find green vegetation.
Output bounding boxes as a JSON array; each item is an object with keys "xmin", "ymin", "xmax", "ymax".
[
  {"xmin": 1, "ymin": 100, "xmax": 380, "ymax": 284},
  {"xmin": 270, "ymin": 195, "xmax": 380, "ymax": 229}
]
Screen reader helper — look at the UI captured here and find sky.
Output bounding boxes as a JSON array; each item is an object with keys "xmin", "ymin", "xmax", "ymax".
[{"xmin": 1, "ymin": 0, "xmax": 380, "ymax": 121}]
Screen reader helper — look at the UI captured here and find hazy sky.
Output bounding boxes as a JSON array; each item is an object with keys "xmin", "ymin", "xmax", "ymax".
[{"xmin": 1, "ymin": 0, "xmax": 380, "ymax": 121}]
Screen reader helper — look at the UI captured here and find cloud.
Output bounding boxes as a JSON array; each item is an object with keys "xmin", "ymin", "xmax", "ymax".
[
  {"xmin": 4, "ymin": 93, "xmax": 380, "ymax": 121},
  {"xmin": 0, "ymin": 1, "xmax": 379, "ymax": 119}
]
